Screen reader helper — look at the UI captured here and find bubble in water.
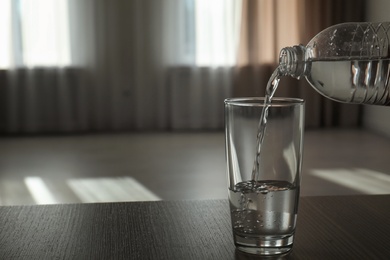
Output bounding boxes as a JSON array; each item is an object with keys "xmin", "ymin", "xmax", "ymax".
[{"xmin": 230, "ymin": 180, "xmax": 298, "ymax": 236}]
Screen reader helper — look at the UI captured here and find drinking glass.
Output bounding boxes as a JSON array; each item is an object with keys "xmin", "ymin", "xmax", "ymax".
[{"xmin": 225, "ymin": 97, "xmax": 304, "ymax": 255}]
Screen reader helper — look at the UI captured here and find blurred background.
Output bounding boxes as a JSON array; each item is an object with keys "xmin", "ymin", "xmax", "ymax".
[{"xmin": 0, "ymin": 0, "xmax": 389, "ymax": 205}]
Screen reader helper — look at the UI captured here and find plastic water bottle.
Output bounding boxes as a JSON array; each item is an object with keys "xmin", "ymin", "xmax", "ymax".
[{"xmin": 279, "ymin": 22, "xmax": 390, "ymax": 105}]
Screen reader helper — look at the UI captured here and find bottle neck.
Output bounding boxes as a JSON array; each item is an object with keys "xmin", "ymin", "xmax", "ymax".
[{"xmin": 279, "ymin": 45, "xmax": 308, "ymax": 79}]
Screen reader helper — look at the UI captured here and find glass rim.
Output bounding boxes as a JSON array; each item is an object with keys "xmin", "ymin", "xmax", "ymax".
[{"xmin": 224, "ymin": 97, "xmax": 305, "ymax": 107}]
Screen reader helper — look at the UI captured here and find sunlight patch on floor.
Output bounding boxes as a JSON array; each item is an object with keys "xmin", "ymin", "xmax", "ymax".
[
  {"xmin": 311, "ymin": 168, "xmax": 390, "ymax": 194},
  {"xmin": 67, "ymin": 177, "xmax": 161, "ymax": 203},
  {"xmin": 24, "ymin": 177, "xmax": 59, "ymax": 204}
]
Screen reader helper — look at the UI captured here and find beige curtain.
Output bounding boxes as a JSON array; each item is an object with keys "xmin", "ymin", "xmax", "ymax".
[{"xmin": 234, "ymin": 0, "xmax": 366, "ymax": 128}]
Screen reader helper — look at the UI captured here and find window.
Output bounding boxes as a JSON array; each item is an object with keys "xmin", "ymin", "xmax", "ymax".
[
  {"xmin": 0, "ymin": 0, "xmax": 241, "ymax": 69},
  {"xmin": 0, "ymin": 0, "xmax": 71, "ymax": 68},
  {"xmin": 194, "ymin": 0, "xmax": 242, "ymax": 67},
  {"xmin": 174, "ymin": 0, "xmax": 242, "ymax": 67},
  {"xmin": 0, "ymin": 0, "xmax": 11, "ymax": 68}
]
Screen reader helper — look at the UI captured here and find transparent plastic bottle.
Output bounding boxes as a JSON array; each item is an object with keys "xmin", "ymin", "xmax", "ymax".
[{"xmin": 279, "ymin": 22, "xmax": 390, "ymax": 105}]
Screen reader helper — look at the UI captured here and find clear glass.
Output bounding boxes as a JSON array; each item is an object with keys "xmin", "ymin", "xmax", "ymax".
[
  {"xmin": 225, "ymin": 97, "xmax": 305, "ymax": 256},
  {"xmin": 279, "ymin": 22, "xmax": 390, "ymax": 105}
]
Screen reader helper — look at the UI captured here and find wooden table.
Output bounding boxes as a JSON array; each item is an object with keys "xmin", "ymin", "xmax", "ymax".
[{"xmin": 0, "ymin": 195, "xmax": 388, "ymax": 259}]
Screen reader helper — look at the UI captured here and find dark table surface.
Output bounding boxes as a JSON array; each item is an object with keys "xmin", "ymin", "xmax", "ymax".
[{"xmin": 0, "ymin": 195, "xmax": 389, "ymax": 259}]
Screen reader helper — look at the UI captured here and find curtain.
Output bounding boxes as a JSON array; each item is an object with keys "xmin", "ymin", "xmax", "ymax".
[
  {"xmin": 0, "ymin": 0, "xmax": 365, "ymax": 134},
  {"xmin": 1, "ymin": 0, "xmax": 241, "ymax": 133},
  {"xmin": 234, "ymin": 0, "xmax": 366, "ymax": 128}
]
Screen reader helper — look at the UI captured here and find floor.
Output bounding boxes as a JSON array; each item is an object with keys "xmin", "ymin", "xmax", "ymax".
[{"xmin": 0, "ymin": 129, "xmax": 389, "ymax": 205}]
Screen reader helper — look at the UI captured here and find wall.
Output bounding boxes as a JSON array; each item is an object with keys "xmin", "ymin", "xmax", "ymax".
[{"xmin": 363, "ymin": 0, "xmax": 390, "ymax": 137}]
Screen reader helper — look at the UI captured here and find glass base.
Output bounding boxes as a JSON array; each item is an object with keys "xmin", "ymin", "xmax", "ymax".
[{"xmin": 234, "ymin": 234, "xmax": 294, "ymax": 256}]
